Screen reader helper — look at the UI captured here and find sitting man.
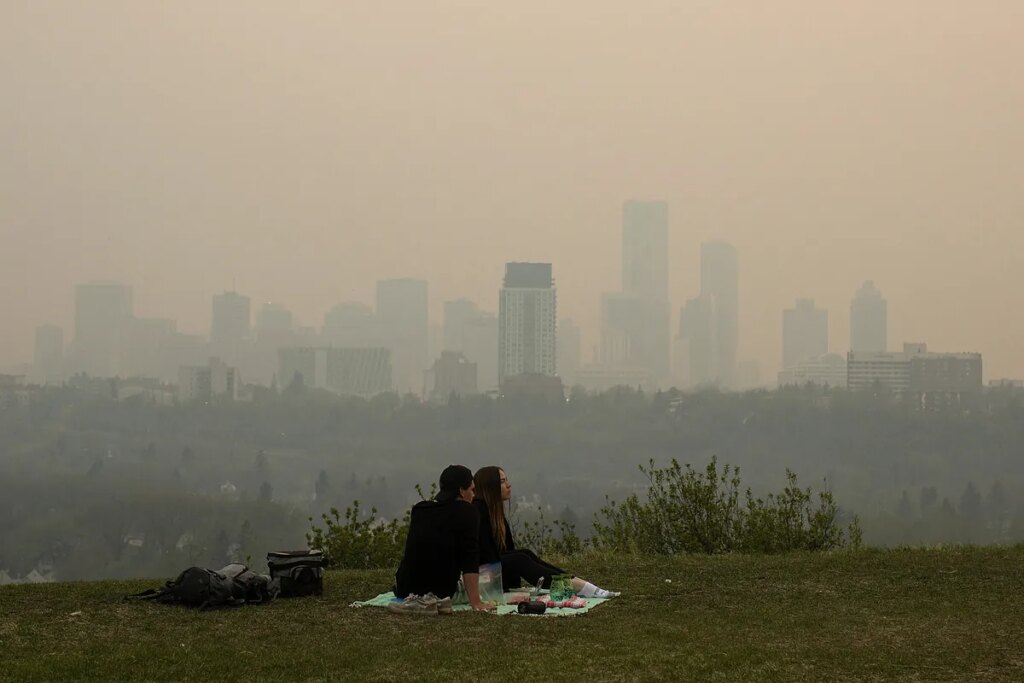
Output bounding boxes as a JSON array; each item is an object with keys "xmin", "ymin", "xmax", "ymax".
[{"xmin": 392, "ymin": 464, "xmax": 494, "ymax": 613}]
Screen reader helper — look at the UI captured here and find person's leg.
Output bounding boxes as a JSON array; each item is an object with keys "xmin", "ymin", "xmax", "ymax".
[
  {"xmin": 571, "ymin": 576, "xmax": 619, "ymax": 598},
  {"xmin": 517, "ymin": 549, "xmax": 567, "ymax": 578},
  {"xmin": 501, "ymin": 550, "xmax": 562, "ymax": 591}
]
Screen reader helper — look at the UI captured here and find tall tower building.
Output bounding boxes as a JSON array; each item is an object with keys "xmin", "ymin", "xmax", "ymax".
[
  {"xmin": 442, "ymin": 299, "xmax": 481, "ymax": 352},
  {"xmin": 602, "ymin": 200, "xmax": 670, "ymax": 384},
  {"xmin": 499, "ymin": 263, "xmax": 557, "ymax": 384},
  {"xmin": 72, "ymin": 282, "xmax": 133, "ymax": 377},
  {"xmin": 700, "ymin": 241, "xmax": 738, "ymax": 388},
  {"xmin": 850, "ymin": 281, "xmax": 887, "ymax": 353},
  {"xmin": 782, "ymin": 298, "xmax": 828, "ymax": 369},
  {"xmin": 323, "ymin": 302, "xmax": 378, "ymax": 348},
  {"xmin": 211, "ymin": 291, "xmax": 251, "ymax": 358},
  {"xmin": 376, "ymin": 278, "xmax": 429, "ymax": 394},
  {"xmin": 678, "ymin": 294, "xmax": 718, "ymax": 387},
  {"xmin": 622, "ymin": 200, "xmax": 669, "ymax": 301}
]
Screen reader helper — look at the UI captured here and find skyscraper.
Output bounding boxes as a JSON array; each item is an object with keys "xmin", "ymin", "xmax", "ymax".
[
  {"xmin": 322, "ymin": 302, "xmax": 378, "ymax": 348},
  {"xmin": 442, "ymin": 299, "xmax": 481, "ymax": 353},
  {"xmin": 782, "ymin": 299, "xmax": 828, "ymax": 369},
  {"xmin": 622, "ymin": 200, "xmax": 669, "ymax": 301},
  {"xmin": 678, "ymin": 294, "xmax": 718, "ymax": 387},
  {"xmin": 71, "ymin": 281, "xmax": 133, "ymax": 377},
  {"xmin": 499, "ymin": 263, "xmax": 557, "ymax": 384},
  {"xmin": 700, "ymin": 241, "xmax": 738, "ymax": 388},
  {"xmin": 211, "ymin": 291, "xmax": 251, "ymax": 355},
  {"xmin": 613, "ymin": 200, "xmax": 671, "ymax": 383},
  {"xmin": 850, "ymin": 281, "xmax": 887, "ymax": 353},
  {"xmin": 376, "ymin": 278, "xmax": 429, "ymax": 394}
]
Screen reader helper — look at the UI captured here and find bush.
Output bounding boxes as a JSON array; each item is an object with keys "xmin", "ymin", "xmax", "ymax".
[
  {"xmin": 306, "ymin": 500, "xmax": 408, "ymax": 570},
  {"xmin": 592, "ymin": 457, "xmax": 861, "ymax": 554},
  {"xmin": 516, "ymin": 511, "xmax": 588, "ymax": 561}
]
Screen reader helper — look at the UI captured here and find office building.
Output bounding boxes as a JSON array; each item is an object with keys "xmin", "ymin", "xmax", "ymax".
[
  {"xmin": 376, "ymin": 279, "xmax": 428, "ymax": 394},
  {"xmin": 677, "ymin": 294, "xmax": 717, "ymax": 387},
  {"xmin": 425, "ymin": 351, "xmax": 478, "ymax": 400},
  {"xmin": 499, "ymin": 263, "xmax": 557, "ymax": 384},
  {"xmin": 615, "ymin": 200, "xmax": 671, "ymax": 383},
  {"xmin": 850, "ymin": 281, "xmax": 887, "ymax": 353},
  {"xmin": 211, "ymin": 292, "xmax": 251, "ymax": 358},
  {"xmin": 778, "ymin": 353, "xmax": 848, "ymax": 388},
  {"xmin": 848, "ymin": 343, "xmax": 982, "ymax": 407},
  {"xmin": 71, "ymin": 282, "xmax": 133, "ymax": 377},
  {"xmin": 279, "ymin": 347, "xmax": 392, "ymax": 396},
  {"xmin": 322, "ymin": 302, "xmax": 378, "ymax": 348},
  {"xmin": 782, "ymin": 299, "xmax": 828, "ymax": 369},
  {"xmin": 699, "ymin": 242, "xmax": 739, "ymax": 388}
]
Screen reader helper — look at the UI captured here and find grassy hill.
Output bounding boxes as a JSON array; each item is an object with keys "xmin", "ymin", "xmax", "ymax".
[{"xmin": 2, "ymin": 548, "xmax": 1023, "ymax": 682}]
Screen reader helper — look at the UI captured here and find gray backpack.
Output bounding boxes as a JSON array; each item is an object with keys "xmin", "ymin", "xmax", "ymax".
[{"xmin": 129, "ymin": 564, "xmax": 276, "ymax": 609}]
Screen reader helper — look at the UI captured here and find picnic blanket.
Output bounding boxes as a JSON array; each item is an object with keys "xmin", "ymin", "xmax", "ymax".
[{"xmin": 350, "ymin": 591, "xmax": 613, "ymax": 617}]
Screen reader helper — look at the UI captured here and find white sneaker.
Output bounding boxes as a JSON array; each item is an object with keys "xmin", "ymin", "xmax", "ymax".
[{"xmin": 388, "ymin": 594, "xmax": 439, "ymax": 615}]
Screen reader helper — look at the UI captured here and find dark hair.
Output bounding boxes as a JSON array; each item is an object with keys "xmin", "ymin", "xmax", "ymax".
[
  {"xmin": 474, "ymin": 466, "xmax": 508, "ymax": 552},
  {"xmin": 435, "ymin": 464, "xmax": 473, "ymax": 503}
]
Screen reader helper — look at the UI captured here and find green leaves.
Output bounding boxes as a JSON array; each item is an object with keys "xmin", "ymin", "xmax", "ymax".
[
  {"xmin": 593, "ymin": 457, "xmax": 861, "ymax": 554},
  {"xmin": 306, "ymin": 500, "xmax": 409, "ymax": 570}
]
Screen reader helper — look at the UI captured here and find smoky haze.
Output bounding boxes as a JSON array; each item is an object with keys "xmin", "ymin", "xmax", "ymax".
[{"xmin": 2, "ymin": 1, "xmax": 1023, "ymax": 381}]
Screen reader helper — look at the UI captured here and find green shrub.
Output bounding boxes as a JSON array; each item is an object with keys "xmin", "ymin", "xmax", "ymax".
[
  {"xmin": 516, "ymin": 511, "xmax": 588, "ymax": 561},
  {"xmin": 593, "ymin": 457, "xmax": 861, "ymax": 554},
  {"xmin": 306, "ymin": 500, "xmax": 408, "ymax": 570}
]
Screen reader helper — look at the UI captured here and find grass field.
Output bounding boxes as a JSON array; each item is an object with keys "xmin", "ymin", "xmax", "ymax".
[{"xmin": 2, "ymin": 547, "xmax": 1023, "ymax": 682}]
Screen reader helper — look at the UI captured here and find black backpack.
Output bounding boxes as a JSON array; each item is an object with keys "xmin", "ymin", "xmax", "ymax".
[
  {"xmin": 129, "ymin": 564, "xmax": 276, "ymax": 609},
  {"xmin": 267, "ymin": 550, "xmax": 324, "ymax": 597}
]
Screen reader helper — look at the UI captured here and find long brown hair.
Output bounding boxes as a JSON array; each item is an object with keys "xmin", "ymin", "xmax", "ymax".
[{"xmin": 474, "ymin": 466, "xmax": 508, "ymax": 552}]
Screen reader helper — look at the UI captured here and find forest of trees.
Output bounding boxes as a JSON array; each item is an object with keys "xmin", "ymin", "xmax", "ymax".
[{"xmin": 2, "ymin": 382, "xmax": 1022, "ymax": 580}]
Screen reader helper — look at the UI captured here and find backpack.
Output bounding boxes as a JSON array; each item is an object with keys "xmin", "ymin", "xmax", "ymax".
[
  {"xmin": 267, "ymin": 549, "xmax": 324, "ymax": 598},
  {"xmin": 129, "ymin": 564, "xmax": 276, "ymax": 609}
]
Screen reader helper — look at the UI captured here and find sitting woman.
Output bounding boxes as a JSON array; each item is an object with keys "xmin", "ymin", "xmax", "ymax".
[
  {"xmin": 394, "ymin": 464, "xmax": 494, "ymax": 611},
  {"xmin": 473, "ymin": 465, "xmax": 617, "ymax": 598}
]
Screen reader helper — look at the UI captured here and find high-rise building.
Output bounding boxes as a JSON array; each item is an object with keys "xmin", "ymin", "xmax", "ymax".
[
  {"xmin": 278, "ymin": 346, "xmax": 392, "ymax": 396},
  {"xmin": 122, "ymin": 317, "xmax": 177, "ymax": 379},
  {"xmin": 442, "ymin": 299, "xmax": 480, "ymax": 352},
  {"xmin": 71, "ymin": 282, "xmax": 133, "ymax": 377},
  {"xmin": 425, "ymin": 351, "xmax": 478, "ymax": 400},
  {"xmin": 622, "ymin": 200, "xmax": 669, "ymax": 302},
  {"xmin": 782, "ymin": 299, "xmax": 828, "ymax": 369},
  {"xmin": 700, "ymin": 241, "xmax": 738, "ymax": 388},
  {"xmin": 616, "ymin": 200, "xmax": 671, "ymax": 383},
  {"xmin": 499, "ymin": 263, "xmax": 556, "ymax": 384},
  {"xmin": 33, "ymin": 325, "xmax": 64, "ymax": 385},
  {"xmin": 678, "ymin": 294, "xmax": 718, "ymax": 387},
  {"xmin": 322, "ymin": 302, "xmax": 378, "ymax": 348},
  {"xmin": 211, "ymin": 292, "xmax": 251, "ymax": 357},
  {"xmin": 376, "ymin": 278, "xmax": 429, "ymax": 394},
  {"xmin": 850, "ymin": 281, "xmax": 887, "ymax": 353},
  {"xmin": 463, "ymin": 310, "xmax": 499, "ymax": 393}
]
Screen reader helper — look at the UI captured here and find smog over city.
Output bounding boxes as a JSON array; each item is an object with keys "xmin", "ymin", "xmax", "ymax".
[{"xmin": 1, "ymin": 0, "xmax": 1023, "ymax": 625}]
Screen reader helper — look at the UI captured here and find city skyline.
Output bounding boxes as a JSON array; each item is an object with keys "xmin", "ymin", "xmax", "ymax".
[{"xmin": 3, "ymin": 3, "xmax": 1022, "ymax": 380}]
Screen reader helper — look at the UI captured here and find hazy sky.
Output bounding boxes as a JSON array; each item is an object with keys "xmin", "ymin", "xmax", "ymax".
[{"xmin": 2, "ymin": 1, "xmax": 1022, "ymax": 380}]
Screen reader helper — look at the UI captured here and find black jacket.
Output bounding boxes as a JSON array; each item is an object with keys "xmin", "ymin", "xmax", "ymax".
[
  {"xmin": 394, "ymin": 499, "xmax": 479, "ymax": 599},
  {"xmin": 474, "ymin": 498, "xmax": 515, "ymax": 566}
]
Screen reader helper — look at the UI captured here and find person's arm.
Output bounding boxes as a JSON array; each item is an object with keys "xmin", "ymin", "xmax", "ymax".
[
  {"xmin": 458, "ymin": 503, "xmax": 494, "ymax": 611},
  {"xmin": 462, "ymin": 572, "xmax": 493, "ymax": 611}
]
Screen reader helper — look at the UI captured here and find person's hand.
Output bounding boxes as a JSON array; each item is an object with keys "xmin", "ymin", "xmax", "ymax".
[{"xmin": 470, "ymin": 600, "xmax": 496, "ymax": 612}]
